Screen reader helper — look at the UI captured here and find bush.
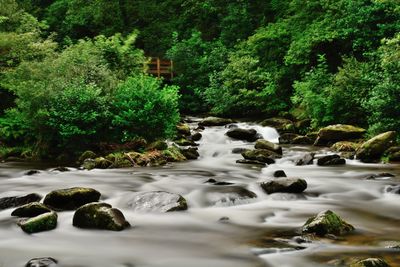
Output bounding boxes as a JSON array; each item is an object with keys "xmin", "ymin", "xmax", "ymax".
[{"xmin": 111, "ymin": 75, "xmax": 180, "ymax": 141}]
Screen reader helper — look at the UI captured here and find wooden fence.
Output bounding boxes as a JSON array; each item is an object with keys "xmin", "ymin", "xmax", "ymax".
[{"xmin": 147, "ymin": 57, "xmax": 174, "ymax": 80}]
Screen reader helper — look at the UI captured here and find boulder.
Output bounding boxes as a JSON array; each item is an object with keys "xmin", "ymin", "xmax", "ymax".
[
  {"xmin": 261, "ymin": 118, "xmax": 295, "ymax": 133},
  {"xmin": 350, "ymin": 258, "xmax": 390, "ymax": 267},
  {"xmin": 236, "ymin": 159, "xmax": 267, "ymax": 166},
  {"xmin": 43, "ymin": 187, "xmax": 101, "ymax": 210},
  {"xmin": 11, "ymin": 202, "xmax": 51, "ymax": 217},
  {"xmin": 317, "ymin": 155, "xmax": 346, "ymax": 166},
  {"xmin": 176, "ymin": 123, "xmax": 191, "ymax": 136},
  {"xmin": 0, "ymin": 193, "xmax": 42, "ymax": 210},
  {"xmin": 190, "ymin": 132, "xmax": 202, "ymax": 141},
  {"xmin": 314, "ymin": 124, "xmax": 366, "ymax": 146},
  {"xmin": 260, "ymin": 178, "xmax": 307, "ymax": 194},
  {"xmin": 232, "ymin": 148, "xmax": 250, "ymax": 154},
  {"xmin": 25, "ymin": 257, "xmax": 58, "ymax": 267},
  {"xmin": 18, "ymin": 211, "xmax": 57, "ymax": 234},
  {"xmin": 78, "ymin": 150, "xmax": 97, "ymax": 163},
  {"xmin": 180, "ymin": 147, "xmax": 200, "ymax": 159},
  {"xmin": 206, "ymin": 186, "xmax": 257, "ymax": 204},
  {"xmin": 226, "ymin": 128, "xmax": 259, "ymax": 142},
  {"xmin": 199, "ymin": 117, "xmax": 234, "ymax": 126},
  {"xmin": 291, "ymin": 136, "xmax": 314, "ymax": 145},
  {"xmin": 302, "ymin": 210, "xmax": 354, "ymax": 236},
  {"xmin": 385, "ymin": 146, "xmax": 400, "ymax": 162},
  {"xmin": 73, "ymin": 203, "xmax": 130, "ymax": 231},
  {"xmin": 295, "ymin": 153, "xmax": 315, "ymax": 166},
  {"xmin": 255, "ymin": 139, "xmax": 282, "ymax": 154},
  {"xmin": 279, "ymin": 133, "xmax": 301, "ymax": 144},
  {"xmin": 242, "ymin": 149, "xmax": 280, "ymax": 164},
  {"xmin": 162, "ymin": 146, "xmax": 187, "ymax": 162},
  {"xmin": 331, "ymin": 141, "xmax": 360, "ymax": 152},
  {"xmin": 82, "ymin": 157, "xmax": 113, "ymax": 170},
  {"xmin": 127, "ymin": 191, "xmax": 188, "ymax": 212},
  {"xmin": 273, "ymin": 170, "xmax": 287, "ymax": 178},
  {"xmin": 356, "ymin": 131, "xmax": 397, "ymax": 162},
  {"xmin": 146, "ymin": 140, "xmax": 168, "ymax": 151}
]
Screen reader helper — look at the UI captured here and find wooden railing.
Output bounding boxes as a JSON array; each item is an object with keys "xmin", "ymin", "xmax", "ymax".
[{"xmin": 147, "ymin": 57, "xmax": 174, "ymax": 80}]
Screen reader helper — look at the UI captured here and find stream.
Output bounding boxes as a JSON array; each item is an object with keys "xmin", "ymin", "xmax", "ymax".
[{"xmin": 0, "ymin": 118, "xmax": 399, "ymax": 267}]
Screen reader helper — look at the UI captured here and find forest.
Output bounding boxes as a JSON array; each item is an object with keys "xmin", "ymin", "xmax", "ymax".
[{"xmin": 0, "ymin": 0, "xmax": 399, "ymax": 160}]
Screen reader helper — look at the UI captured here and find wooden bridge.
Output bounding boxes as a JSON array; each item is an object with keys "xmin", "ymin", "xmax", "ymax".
[{"xmin": 147, "ymin": 57, "xmax": 174, "ymax": 80}]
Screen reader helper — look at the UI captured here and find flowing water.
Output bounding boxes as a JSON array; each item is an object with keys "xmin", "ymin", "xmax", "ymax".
[{"xmin": 0, "ymin": 118, "xmax": 399, "ymax": 267}]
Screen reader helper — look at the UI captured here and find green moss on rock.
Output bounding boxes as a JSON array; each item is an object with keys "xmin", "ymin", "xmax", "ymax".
[
  {"xmin": 11, "ymin": 202, "xmax": 51, "ymax": 217},
  {"xmin": 356, "ymin": 131, "xmax": 397, "ymax": 162},
  {"xmin": 302, "ymin": 210, "xmax": 354, "ymax": 236},
  {"xmin": 43, "ymin": 187, "xmax": 101, "ymax": 210},
  {"xmin": 18, "ymin": 211, "xmax": 57, "ymax": 234}
]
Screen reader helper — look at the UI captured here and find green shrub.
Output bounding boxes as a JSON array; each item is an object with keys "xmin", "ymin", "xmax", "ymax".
[{"xmin": 111, "ymin": 75, "xmax": 180, "ymax": 141}]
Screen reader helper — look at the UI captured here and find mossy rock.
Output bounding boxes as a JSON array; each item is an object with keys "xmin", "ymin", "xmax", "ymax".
[
  {"xmin": 0, "ymin": 193, "xmax": 42, "ymax": 210},
  {"xmin": 82, "ymin": 157, "xmax": 113, "ymax": 170},
  {"xmin": 18, "ymin": 211, "xmax": 57, "ymax": 234},
  {"xmin": 162, "ymin": 146, "xmax": 186, "ymax": 162},
  {"xmin": 291, "ymin": 136, "xmax": 314, "ymax": 145},
  {"xmin": 260, "ymin": 178, "xmax": 307, "ymax": 194},
  {"xmin": 350, "ymin": 258, "xmax": 390, "ymax": 267},
  {"xmin": 176, "ymin": 123, "xmax": 191, "ymax": 136},
  {"xmin": 261, "ymin": 118, "xmax": 295, "ymax": 133},
  {"xmin": 385, "ymin": 146, "xmax": 400, "ymax": 162},
  {"xmin": 106, "ymin": 152, "xmax": 132, "ymax": 168},
  {"xmin": 180, "ymin": 147, "xmax": 199, "ymax": 160},
  {"xmin": 331, "ymin": 141, "xmax": 360, "ymax": 152},
  {"xmin": 199, "ymin": 117, "xmax": 234, "ymax": 126},
  {"xmin": 146, "ymin": 140, "xmax": 168, "ymax": 151},
  {"xmin": 190, "ymin": 132, "xmax": 202, "ymax": 141},
  {"xmin": 255, "ymin": 139, "xmax": 282, "ymax": 154},
  {"xmin": 127, "ymin": 191, "xmax": 188, "ymax": 212},
  {"xmin": 302, "ymin": 210, "xmax": 354, "ymax": 236},
  {"xmin": 279, "ymin": 133, "xmax": 301, "ymax": 144},
  {"xmin": 78, "ymin": 150, "xmax": 96, "ymax": 163},
  {"xmin": 73, "ymin": 202, "xmax": 130, "ymax": 231},
  {"xmin": 314, "ymin": 124, "xmax": 366, "ymax": 146},
  {"xmin": 174, "ymin": 138, "xmax": 196, "ymax": 146},
  {"xmin": 317, "ymin": 154, "xmax": 346, "ymax": 166},
  {"xmin": 11, "ymin": 202, "xmax": 51, "ymax": 217},
  {"xmin": 242, "ymin": 149, "xmax": 281, "ymax": 164},
  {"xmin": 226, "ymin": 128, "xmax": 259, "ymax": 142},
  {"xmin": 43, "ymin": 187, "xmax": 101, "ymax": 210},
  {"xmin": 356, "ymin": 131, "xmax": 397, "ymax": 162}
]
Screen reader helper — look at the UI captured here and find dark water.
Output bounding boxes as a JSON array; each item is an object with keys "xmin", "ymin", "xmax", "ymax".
[{"xmin": 0, "ymin": 119, "xmax": 399, "ymax": 267}]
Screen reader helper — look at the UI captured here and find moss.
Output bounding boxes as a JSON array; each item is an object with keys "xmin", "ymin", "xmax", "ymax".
[
  {"xmin": 162, "ymin": 146, "xmax": 186, "ymax": 162},
  {"xmin": 18, "ymin": 211, "xmax": 58, "ymax": 234},
  {"xmin": 302, "ymin": 210, "xmax": 354, "ymax": 236},
  {"xmin": 78, "ymin": 150, "xmax": 97, "ymax": 163},
  {"xmin": 146, "ymin": 140, "xmax": 168, "ymax": 151},
  {"xmin": 176, "ymin": 123, "xmax": 191, "ymax": 136}
]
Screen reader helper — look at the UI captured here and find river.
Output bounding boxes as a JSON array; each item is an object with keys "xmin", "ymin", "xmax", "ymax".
[{"xmin": 0, "ymin": 118, "xmax": 399, "ymax": 267}]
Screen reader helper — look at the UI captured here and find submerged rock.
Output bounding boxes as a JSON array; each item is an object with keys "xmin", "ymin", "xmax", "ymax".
[
  {"xmin": 255, "ymin": 139, "xmax": 282, "ymax": 154},
  {"xmin": 236, "ymin": 159, "xmax": 267, "ymax": 166},
  {"xmin": 43, "ymin": 187, "xmax": 101, "ymax": 210},
  {"xmin": 18, "ymin": 211, "xmax": 57, "ymax": 234},
  {"xmin": 302, "ymin": 210, "xmax": 354, "ymax": 236},
  {"xmin": 73, "ymin": 203, "xmax": 130, "ymax": 231},
  {"xmin": 356, "ymin": 131, "xmax": 397, "ymax": 162},
  {"xmin": 24, "ymin": 170, "xmax": 40, "ymax": 176},
  {"xmin": 314, "ymin": 124, "xmax": 366, "ymax": 146},
  {"xmin": 11, "ymin": 202, "xmax": 51, "ymax": 217},
  {"xmin": 350, "ymin": 258, "xmax": 390, "ymax": 267},
  {"xmin": 0, "ymin": 193, "xmax": 42, "ymax": 210},
  {"xmin": 25, "ymin": 257, "xmax": 58, "ymax": 267},
  {"xmin": 295, "ymin": 153, "xmax": 315, "ymax": 166},
  {"xmin": 51, "ymin": 166, "xmax": 69, "ymax": 172},
  {"xmin": 206, "ymin": 186, "xmax": 257, "ymax": 204},
  {"xmin": 260, "ymin": 178, "xmax": 307, "ymax": 194},
  {"xmin": 127, "ymin": 191, "xmax": 188, "ymax": 212},
  {"xmin": 199, "ymin": 117, "xmax": 234, "ymax": 126},
  {"xmin": 261, "ymin": 118, "xmax": 295, "ymax": 133},
  {"xmin": 226, "ymin": 128, "xmax": 259, "ymax": 142},
  {"xmin": 317, "ymin": 155, "xmax": 346, "ymax": 166}
]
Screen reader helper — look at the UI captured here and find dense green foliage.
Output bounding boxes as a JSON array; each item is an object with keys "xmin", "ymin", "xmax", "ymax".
[{"xmin": 0, "ymin": 0, "xmax": 399, "ymax": 158}]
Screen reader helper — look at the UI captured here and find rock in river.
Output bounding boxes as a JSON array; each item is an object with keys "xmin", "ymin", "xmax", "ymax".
[
  {"xmin": 18, "ymin": 211, "xmax": 58, "ymax": 234},
  {"xmin": 255, "ymin": 139, "xmax": 282, "ymax": 154},
  {"xmin": 226, "ymin": 128, "xmax": 259, "ymax": 142},
  {"xmin": 261, "ymin": 118, "xmax": 295, "ymax": 133},
  {"xmin": 242, "ymin": 149, "xmax": 280, "ymax": 164},
  {"xmin": 317, "ymin": 154, "xmax": 346, "ymax": 166},
  {"xmin": 314, "ymin": 124, "xmax": 366, "ymax": 146},
  {"xmin": 356, "ymin": 131, "xmax": 397, "ymax": 162},
  {"xmin": 73, "ymin": 202, "xmax": 130, "ymax": 231},
  {"xmin": 127, "ymin": 191, "xmax": 188, "ymax": 212},
  {"xmin": 25, "ymin": 257, "xmax": 58, "ymax": 267},
  {"xmin": 260, "ymin": 178, "xmax": 307, "ymax": 194},
  {"xmin": 302, "ymin": 210, "xmax": 354, "ymax": 236},
  {"xmin": 0, "ymin": 193, "xmax": 42, "ymax": 210},
  {"xmin": 350, "ymin": 258, "xmax": 390, "ymax": 267},
  {"xmin": 199, "ymin": 117, "xmax": 234, "ymax": 126},
  {"xmin": 43, "ymin": 187, "xmax": 101, "ymax": 210},
  {"xmin": 11, "ymin": 202, "xmax": 51, "ymax": 217}
]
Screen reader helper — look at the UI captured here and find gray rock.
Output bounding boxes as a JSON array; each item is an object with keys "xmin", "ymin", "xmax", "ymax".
[
  {"xmin": 43, "ymin": 187, "xmax": 101, "ymax": 210},
  {"xmin": 279, "ymin": 133, "xmax": 301, "ymax": 144},
  {"xmin": 317, "ymin": 155, "xmax": 346, "ymax": 166},
  {"xmin": 199, "ymin": 117, "xmax": 234, "ymax": 126},
  {"xmin": 242, "ymin": 149, "xmax": 280, "ymax": 163},
  {"xmin": 273, "ymin": 170, "xmax": 287, "ymax": 178},
  {"xmin": 302, "ymin": 210, "xmax": 354, "ymax": 236},
  {"xmin": 73, "ymin": 202, "xmax": 130, "ymax": 231},
  {"xmin": 25, "ymin": 257, "xmax": 58, "ymax": 267},
  {"xmin": 255, "ymin": 139, "xmax": 282, "ymax": 154},
  {"xmin": 295, "ymin": 153, "xmax": 315, "ymax": 166},
  {"xmin": 260, "ymin": 178, "xmax": 307, "ymax": 194},
  {"xmin": 226, "ymin": 128, "xmax": 259, "ymax": 142},
  {"xmin": 0, "ymin": 193, "xmax": 42, "ymax": 210},
  {"xmin": 127, "ymin": 191, "xmax": 188, "ymax": 212},
  {"xmin": 11, "ymin": 202, "xmax": 51, "ymax": 217}
]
